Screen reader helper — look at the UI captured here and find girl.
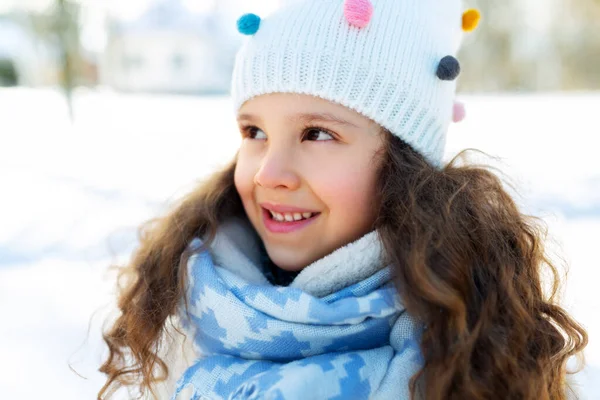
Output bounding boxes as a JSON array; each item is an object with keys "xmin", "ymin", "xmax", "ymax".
[{"xmin": 99, "ymin": 0, "xmax": 587, "ymax": 399}]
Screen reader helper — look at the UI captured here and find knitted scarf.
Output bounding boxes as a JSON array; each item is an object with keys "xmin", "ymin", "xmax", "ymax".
[{"xmin": 172, "ymin": 219, "xmax": 424, "ymax": 400}]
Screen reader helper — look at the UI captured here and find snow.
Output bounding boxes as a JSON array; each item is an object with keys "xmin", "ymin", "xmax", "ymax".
[{"xmin": 0, "ymin": 87, "xmax": 598, "ymax": 398}]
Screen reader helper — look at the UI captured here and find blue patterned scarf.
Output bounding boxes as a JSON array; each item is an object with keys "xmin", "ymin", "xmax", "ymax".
[{"xmin": 173, "ymin": 226, "xmax": 424, "ymax": 399}]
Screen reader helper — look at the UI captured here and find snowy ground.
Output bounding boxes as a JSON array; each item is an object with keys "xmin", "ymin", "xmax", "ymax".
[{"xmin": 0, "ymin": 87, "xmax": 598, "ymax": 399}]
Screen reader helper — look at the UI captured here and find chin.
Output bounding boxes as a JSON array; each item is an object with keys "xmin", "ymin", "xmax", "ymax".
[
  {"xmin": 265, "ymin": 246, "xmax": 313, "ymax": 272},
  {"xmin": 269, "ymin": 257, "xmax": 306, "ymax": 272}
]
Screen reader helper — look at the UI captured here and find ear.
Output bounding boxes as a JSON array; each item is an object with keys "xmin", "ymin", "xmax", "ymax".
[{"xmin": 462, "ymin": 9, "xmax": 481, "ymax": 32}]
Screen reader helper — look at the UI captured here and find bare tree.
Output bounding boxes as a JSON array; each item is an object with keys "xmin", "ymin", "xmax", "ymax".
[{"xmin": 55, "ymin": 0, "xmax": 81, "ymax": 121}]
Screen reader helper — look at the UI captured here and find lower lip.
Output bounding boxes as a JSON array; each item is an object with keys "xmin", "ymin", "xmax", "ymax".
[{"xmin": 262, "ymin": 208, "xmax": 319, "ymax": 234}]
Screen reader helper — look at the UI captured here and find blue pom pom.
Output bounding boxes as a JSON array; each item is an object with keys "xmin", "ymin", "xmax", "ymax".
[
  {"xmin": 436, "ymin": 56, "xmax": 461, "ymax": 81},
  {"xmin": 237, "ymin": 13, "xmax": 261, "ymax": 35}
]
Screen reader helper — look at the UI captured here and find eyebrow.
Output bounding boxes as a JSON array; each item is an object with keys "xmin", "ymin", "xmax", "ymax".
[{"xmin": 237, "ymin": 112, "xmax": 360, "ymax": 129}]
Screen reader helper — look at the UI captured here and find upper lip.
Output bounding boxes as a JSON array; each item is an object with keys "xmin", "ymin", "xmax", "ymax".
[{"xmin": 259, "ymin": 202, "xmax": 319, "ymax": 214}]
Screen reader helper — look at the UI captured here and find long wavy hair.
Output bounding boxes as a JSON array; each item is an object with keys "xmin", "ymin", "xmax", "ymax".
[{"xmin": 98, "ymin": 130, "xmax": 587, "ymax": 400}]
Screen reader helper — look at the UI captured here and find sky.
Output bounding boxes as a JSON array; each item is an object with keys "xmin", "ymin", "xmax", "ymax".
[
  {"xmin": 0, "ymin": 0, "xmax": 283, "ymax": 54},
  {"xmin": 0, "ymin": 0, "xmax": 282, "ymax": 18}
]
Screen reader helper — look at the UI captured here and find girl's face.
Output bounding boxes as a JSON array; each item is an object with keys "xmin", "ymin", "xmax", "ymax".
[{"xmin": 235, "ymin": 93, "xmax": 384, "ymax": 271}]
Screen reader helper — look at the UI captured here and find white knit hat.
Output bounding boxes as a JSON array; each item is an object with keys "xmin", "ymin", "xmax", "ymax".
[{"xmin": 231, "ymin": 0, "xmax": 478, "ymax": 166}]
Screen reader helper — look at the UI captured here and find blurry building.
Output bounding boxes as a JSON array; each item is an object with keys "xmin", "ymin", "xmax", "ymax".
[{"xmin": 101, "ymin": 0, "xmax": 239, "ymax": 95}]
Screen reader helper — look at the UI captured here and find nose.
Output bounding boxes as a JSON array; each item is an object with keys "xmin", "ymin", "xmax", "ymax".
[{"xmin": 254, "ymin": 146, "xmax": 301, "ymax": 190}]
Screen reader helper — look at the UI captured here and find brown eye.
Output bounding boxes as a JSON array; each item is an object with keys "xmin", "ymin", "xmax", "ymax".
[
  {"xmin": 303, "ymin": 128, "xmax": 334, "ymax": 141},
  {"xmin": 243, "ymin": 126, "xmax": 267, "ymax": 140}
]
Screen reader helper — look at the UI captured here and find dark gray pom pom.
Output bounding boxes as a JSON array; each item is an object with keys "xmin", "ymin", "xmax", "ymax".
[{"xmin": 436, "ymin": 56, "xmax": 461, "ymax": 81}]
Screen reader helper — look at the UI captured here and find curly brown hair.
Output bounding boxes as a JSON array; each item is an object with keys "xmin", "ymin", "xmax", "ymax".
[{"xmin": 98, "ymin": 130, "xmax": 587, "ymax": 399}]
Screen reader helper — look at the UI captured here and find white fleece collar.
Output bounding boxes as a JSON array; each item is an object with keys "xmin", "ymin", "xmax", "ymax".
[
  {"xmin": 289, "ymin": 231, "xmax": 385, "ymax": 297},
  {"xmin": 208, "ymin": 217, "xmax": 271, "ymax": 286},
  {"xmin": 208, "ymin": 218, "xmax": 386, "ymax": 298}
]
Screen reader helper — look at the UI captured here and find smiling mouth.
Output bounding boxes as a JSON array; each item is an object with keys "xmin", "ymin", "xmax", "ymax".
[
  {"xmin": 265, "ymin": 208, "xmax": 320, "ymax": 222},
  {"xmin": 261, "ymin": 207, "xmax": 321, "ymax": 234}
]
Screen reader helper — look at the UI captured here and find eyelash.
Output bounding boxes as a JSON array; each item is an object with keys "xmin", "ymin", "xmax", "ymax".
[{"xmin": 240, "ymin": 124, "xmax": 336, "ymax": 142}]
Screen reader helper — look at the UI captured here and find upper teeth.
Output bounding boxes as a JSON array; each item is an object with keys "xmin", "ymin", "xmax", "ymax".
[{"xmin": 270, "ymin": 211, "xmax": 314, "ymax": 222}]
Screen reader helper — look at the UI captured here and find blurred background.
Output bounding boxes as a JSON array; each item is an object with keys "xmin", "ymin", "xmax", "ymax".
[{"xmin": 0, "ymin": 0, "xmax": 598, "ymax": 398}]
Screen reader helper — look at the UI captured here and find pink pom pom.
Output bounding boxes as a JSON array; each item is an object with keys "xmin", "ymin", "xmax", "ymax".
[
  {"xmin": 344, "ymin": 0, "xmax": 373, "ymax": 28},
  {"xmin": 452, "ymin": 101, "xmax": 466, "ymax": 123}
]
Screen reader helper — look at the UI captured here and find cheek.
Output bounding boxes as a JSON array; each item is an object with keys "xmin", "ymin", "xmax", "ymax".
[
  {"xmin": 313, "ymin": 159, "xmax": 379, "ymax": 223},
  {"xmin": 234, "ymin": 155, "xmax": 256, "ymax": 204}
]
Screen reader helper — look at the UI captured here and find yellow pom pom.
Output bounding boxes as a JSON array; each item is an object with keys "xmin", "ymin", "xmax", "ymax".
[{"xmin": 462, "ymin": 9, "xmax": 481, "ymax": 32}]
